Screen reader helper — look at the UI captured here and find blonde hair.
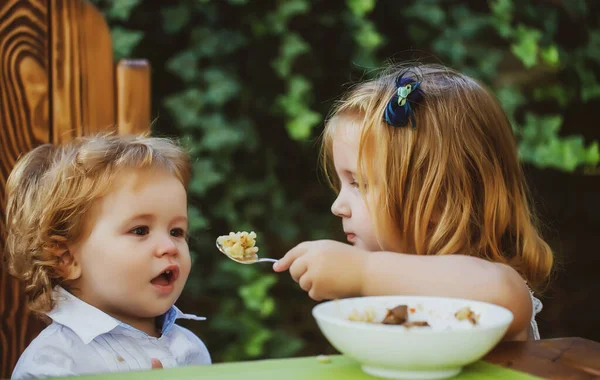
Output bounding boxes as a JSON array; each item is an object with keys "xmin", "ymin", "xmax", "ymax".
[
  {"xmin": 5, "ymin": 133, "xmax": 191, "ymax": 314},
  {"xmin": 321, "ymin": 63, "xmax": 553, "ymax": 291}
]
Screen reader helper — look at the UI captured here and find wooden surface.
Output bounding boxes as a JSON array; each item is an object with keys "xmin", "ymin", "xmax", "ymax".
[
  {"xmin": 0, "ymin": 0, "xmax": 149, "ymax": 377},
  {"xmin": 485, "ymin": 337, "xmax": 600, "ymax": 379},
  {"xmin": 117, "ymin": 59, "xmax": 151, "ymax": 135},
  {"xmin": 0, "ymin": 0, "xmax": 51, "ymax": 377},
  {"xmin": 51, "ymin": 0, "xmax": 116, "ymax": 144}
]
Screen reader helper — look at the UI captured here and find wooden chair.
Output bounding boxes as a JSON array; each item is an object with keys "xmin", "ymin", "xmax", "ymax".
[{"xmin": 0, "ymin": 0, "xmax": 151, "ymax": 376}]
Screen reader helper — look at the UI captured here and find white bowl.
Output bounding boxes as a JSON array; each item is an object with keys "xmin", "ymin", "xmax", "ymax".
[{"xmin": 312, "ymin": 296, "xmax": 513, "ymax": 380}]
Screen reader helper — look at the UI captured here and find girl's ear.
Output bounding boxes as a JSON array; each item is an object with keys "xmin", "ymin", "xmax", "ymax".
[{"xmin": 47, "ymin": 237, "xmax": 82, "ymax": 280}]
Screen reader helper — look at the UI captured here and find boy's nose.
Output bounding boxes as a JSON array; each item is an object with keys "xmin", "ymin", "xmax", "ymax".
[
  {"xmin": 331, "ymin": 194, "xmax": 351, "ymax": 218},
  {"xmin": 156, "ymin": 235, "xmax": 178, "ymax": 257}
]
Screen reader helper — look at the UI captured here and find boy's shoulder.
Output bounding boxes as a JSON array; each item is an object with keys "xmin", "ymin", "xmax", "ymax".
[
  {"xmin": 168, "ymin": 323, "xmax": 212, "ymax": 365},
  {"xmin": 11, "ymin": 322, "xmax": 93, "ymax": 379}
]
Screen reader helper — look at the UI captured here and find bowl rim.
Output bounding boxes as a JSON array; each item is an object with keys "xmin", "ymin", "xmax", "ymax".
[{"xmin": 312, "ymin": 295, "xmax": 514, "ymax": 334}]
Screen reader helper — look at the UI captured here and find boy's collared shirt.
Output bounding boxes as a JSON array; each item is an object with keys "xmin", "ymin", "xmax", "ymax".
[{"xmin": 12, "ymin": 287, "xmax": 211, "ymax": 379}]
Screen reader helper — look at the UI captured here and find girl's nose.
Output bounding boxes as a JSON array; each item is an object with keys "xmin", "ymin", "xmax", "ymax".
[{"xmin": 331, "ymin": 193, "xmax": 351, "ymax": 218}]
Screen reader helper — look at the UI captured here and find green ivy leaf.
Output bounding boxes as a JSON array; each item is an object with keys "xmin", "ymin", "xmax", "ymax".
[
  {"xmin": 354, "ymin": 20, "xmax": 384, "ymax": 50},
  {"xmin": 346, "ymin": 0, "xmax": 375, "ymax": 17},
  {"xmin": 244, "ymin": 328, "xmax": 273, "ymax": 357},
  {"xmin": 562, "ymin": 0, "xmax": 588, "ymax": 17},
  {"xmin": 188, "ymin": 205, "xmax": 210, "ymax": 232},
  {"xmin": 277, "ymin": 76, "xmax": 322, "ymax": 140},
  {"xmin": 540, "ymin": 45, "xmax": 560, "ymax": 67},
  {"xmin": 510, "ymin": 25, "xmax": 541, "ymax": 68},
  {"xmin": 189, "ymin": 159, "xmax": 225, "ymax": 196},
  {"xmin": 107, "ymin": 0, "xmax": 141, "ymax": 21},
  {"xmin": 584, "ymin": 31, "xmax": 600, "ymax": 62},
  {"xmin": 575, "ymin": 65, "xmax": 600, "ymax": 102},
  {"xmin": 238, "ymin": 275, "xmax": 277, "ymax": 316},
  {"xmin": 162, "ymin": 5, "xmax": 192, "ymax": 35},
  {"xmin": 166, "ymin": 50, "xmax": 199, "ymax": 82},
  {"xmin": 272, "ymin": 34, "xmax": 310, "ymax": 78},
  {"xmin": 533, "ymin": 84, "xmax": 573, "ymax": 107},
  {"xmin": 404, "ymin": 3, "xmax": 446, "ymax": 27},
  {"xmin": 202, "ymin": 68, "xmax": 241, "ymax": 106},
  {"xmin": 268, "ymin": 331, "xmax": 305, "ymax": 358},
  {"xmin": 286, "ymin": 111, "xmax": 321, "ymax": 140},
  {"xmin": 164, "ymin": 88, "xmax": 204, "ymax": 129},
  {"xmin": 111, "ymin": 27, "xmax": 144, "ymax": 60}
]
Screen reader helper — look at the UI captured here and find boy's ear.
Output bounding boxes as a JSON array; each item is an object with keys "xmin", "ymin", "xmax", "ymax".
[
  {"xmin": 59, "ymin": 251, "xmax": 81, "ymax": 280},
  {"xmin": 48, "ymin": 237, "xmax": 82, "ymax": 281}
]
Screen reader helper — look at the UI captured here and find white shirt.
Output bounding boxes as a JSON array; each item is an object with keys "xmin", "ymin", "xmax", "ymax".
[
  {"xmin": 12, "ymin": 287, "xmax": 211, "ymax": 379},
  {"xmin": 529, "ymin": 288, "xmax": 543, "ymax": 340}
]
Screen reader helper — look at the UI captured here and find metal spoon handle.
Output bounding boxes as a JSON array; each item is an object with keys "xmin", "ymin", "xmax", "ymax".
[{"xmin": 257, "ymin": 258, "xmax": 278, "ymax": 263}]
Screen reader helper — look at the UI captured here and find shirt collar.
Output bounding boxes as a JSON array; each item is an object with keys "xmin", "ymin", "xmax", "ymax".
[{"xmin": 47, "ymin": 287, "xmax": 206, "ymax": 344}]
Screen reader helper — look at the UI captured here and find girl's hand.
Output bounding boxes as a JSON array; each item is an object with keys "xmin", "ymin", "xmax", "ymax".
[{"xmin": 273, "ymin": 240, "xmax": 368, "ymax": 300}]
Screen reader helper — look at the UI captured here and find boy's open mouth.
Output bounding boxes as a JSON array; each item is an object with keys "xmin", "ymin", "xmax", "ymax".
[{"xmin": 151, "ymin": 266, "xmax": 179, "ymax": 286}]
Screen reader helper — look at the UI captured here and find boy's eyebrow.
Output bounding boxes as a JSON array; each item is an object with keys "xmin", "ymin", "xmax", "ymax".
[
  {"xmin": 172, "ymin": 215, "xmax": 188, "ymax": 224},
  {"xmin": 127, "ymin": 214, "xmax": 188, "ymax": 224}
]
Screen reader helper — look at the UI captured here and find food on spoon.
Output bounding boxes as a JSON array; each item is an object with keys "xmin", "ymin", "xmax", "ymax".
[
  {"xmin": 454, "ymin": 306, "xmax": 480, "ymax": 325},
  {"xmin": 217, "ymin": 231, "xmax": 259, "ymax": 261}
]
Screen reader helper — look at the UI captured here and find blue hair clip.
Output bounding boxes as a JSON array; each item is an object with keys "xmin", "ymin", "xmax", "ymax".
[{"xmin": 383, "ymin": 74, "xmax": 424, "ymax": 129}]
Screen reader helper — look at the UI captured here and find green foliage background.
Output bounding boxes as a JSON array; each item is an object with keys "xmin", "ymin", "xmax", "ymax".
[{"xmin": 90, "ymin": 0, "xmax": 600, "ymax": 362}]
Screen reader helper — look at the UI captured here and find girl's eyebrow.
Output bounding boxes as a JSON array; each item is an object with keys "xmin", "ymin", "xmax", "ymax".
[{"xmin": 127, "ymin": 213, "xmax": 154, "ymax": 222}]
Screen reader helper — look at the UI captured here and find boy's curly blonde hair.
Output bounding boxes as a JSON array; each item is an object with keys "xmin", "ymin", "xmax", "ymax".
[{"xmin": 4, "ymin": 134, "xmax": 191, "ymax": 314}]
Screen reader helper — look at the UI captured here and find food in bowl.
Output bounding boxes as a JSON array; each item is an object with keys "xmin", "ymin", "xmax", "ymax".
[
  {"xmin": 348, "ymin": 304, "xmax": 480, "ymax": 329},
  {"xmin": 454, "ymin": 306, "xmax": 480, "ymax": 325},
  {"xmin": 217, "ymin": 231, "xmax": 259, "ymax": 261},
  {"xmin": 313, "ymin": 296, "xmax": 513, "ymax": 379}
]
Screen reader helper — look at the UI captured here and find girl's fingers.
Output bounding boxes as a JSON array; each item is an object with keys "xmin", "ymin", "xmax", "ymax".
[
  {"xmin": 298, "ymin": 273, "xmax": 313, "ymax": 292},
  {"xmin": 273, "ymin": 242, "xmax": 311, "ymax": 272},
  {"xmin": 289, "ymin": 255, "xmax": 309, "ymax": 283}
]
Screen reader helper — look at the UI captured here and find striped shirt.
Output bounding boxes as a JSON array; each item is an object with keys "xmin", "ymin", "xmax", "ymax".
[{"xmin": 12, "ymin": 287, "xmax": 211, "ymax": 379}]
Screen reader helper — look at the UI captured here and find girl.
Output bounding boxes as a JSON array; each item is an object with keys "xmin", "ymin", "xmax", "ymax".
[
  {"xmin": 274, "ymin": 63, "xmax": 553, "ymax": 340},
  {"xmin": 6, "ymin": 134, "xmax": 211, "ymax": 378}
]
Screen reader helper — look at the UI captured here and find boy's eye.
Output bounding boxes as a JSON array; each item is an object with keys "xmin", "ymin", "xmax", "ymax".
[
  {"xmin": 170, "ymin": 228, "xmax": 185, "ymax": 238},
  {"xmin": 131, "ymin": 226, "xmax": 149, "ymax": 236}
]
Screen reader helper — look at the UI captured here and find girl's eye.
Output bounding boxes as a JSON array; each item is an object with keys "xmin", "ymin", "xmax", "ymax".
[
  {"xmin": 170, "ymin": 228, "xmax": 185, "ymax": 238},
  {"xmin": 350, "ymin": 181, "xmax": 359, "ymax": 188},
  {"xmin": 131, "ymin": 226, "xmax": 149, "ymax": 236}
]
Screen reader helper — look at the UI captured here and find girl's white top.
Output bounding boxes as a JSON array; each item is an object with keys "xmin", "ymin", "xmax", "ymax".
[{"xmin": 529, "ymin": 288, "xmax": 543, "ymax": 340}]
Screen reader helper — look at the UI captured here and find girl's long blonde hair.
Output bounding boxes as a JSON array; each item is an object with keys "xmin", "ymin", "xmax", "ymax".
[
  {"xmin": 5, "ymin": 133, "xmax": 191, "ymax": 314},
  {"xmin": 321, "ymin": 63, "xmax": 553, "ymax": 291}
]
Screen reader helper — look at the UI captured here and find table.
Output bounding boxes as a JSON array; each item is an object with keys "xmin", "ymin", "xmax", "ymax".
[
  {"xmin": 58, "ymin": 337, "xmax": 600, "ymax": 380},
  {"xmin": 484, "ymin": 337, "xmax": 600, "ymax": 379}
]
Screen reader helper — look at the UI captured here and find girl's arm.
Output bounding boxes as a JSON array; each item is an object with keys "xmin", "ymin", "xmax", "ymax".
[
  {"xmin": 274, "ymin": 240, "xmax": 532, "ymax": 340},
  {"xmin": 361, "ymin": 251, "xmax": 532, "ymax": 340}
]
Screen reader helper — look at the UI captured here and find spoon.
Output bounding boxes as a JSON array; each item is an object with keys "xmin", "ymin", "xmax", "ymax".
[{"xmin": 216, "ymin": 241, "xmax": 278, "ymax": 264}]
